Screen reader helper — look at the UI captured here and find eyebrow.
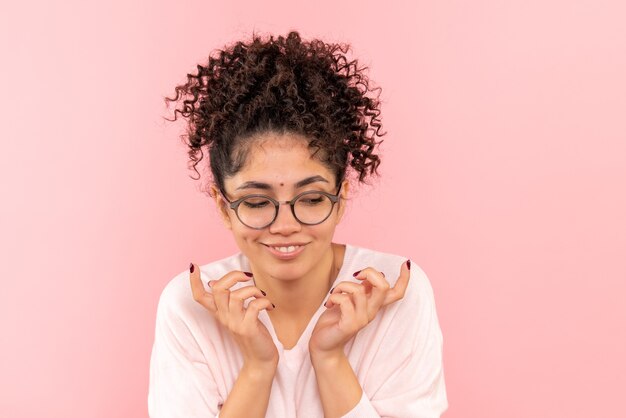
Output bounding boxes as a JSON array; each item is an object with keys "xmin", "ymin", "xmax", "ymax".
[{"xmin": 235, "ymin": 175, "xmax": 330, "ymax": 191}]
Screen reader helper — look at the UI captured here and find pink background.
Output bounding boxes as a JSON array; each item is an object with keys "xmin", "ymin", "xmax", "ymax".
[{"xmin": 1, "ymin": 1, "xmax": 625, "ymax": 417}]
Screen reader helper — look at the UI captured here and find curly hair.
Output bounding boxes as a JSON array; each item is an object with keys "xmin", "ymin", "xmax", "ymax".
[{"xmin": 163, "ymin": 30, "xmax": 386, "ymax": 196}]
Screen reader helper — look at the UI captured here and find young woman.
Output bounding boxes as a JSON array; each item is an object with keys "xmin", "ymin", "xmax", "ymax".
[{"xmin": 148, "ymin": 31, "xmax": 448, "ymax": 418}]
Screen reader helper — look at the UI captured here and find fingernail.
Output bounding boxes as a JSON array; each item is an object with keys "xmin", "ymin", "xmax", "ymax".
[
  {"xmin": 208, "ymin": 280, "xmax": 215, "ymax": 287},
  {"xmin": 244, "ymin": 271, "xmax": 253, "ymax": 277},
  {"xmin": 407, "ymin": 259, "xmax": 411, "ymax": 270},
  {"xmin": 352, "ymin": 269, "xmax": 361, "ymax": 277},
  {"xmin": 260, "ymin": 289, "xmax": 266, "ymax": 296},
  {"xmin": 381, "ymin": 272, "xmax": 385, "ymax": 278},
  {"xmin": 272, "ymin": 303, "xmax": 276, "ymax": 308},
  {"xmin": 323, "ymin": 300, "xmax": 328, "ymax": 307},
  {"xmin": 330, "ymin": 286, "xmax": 335, "ymax": 294},
  {"xmin": 189, "ymin": 263, "xmax": 194, "ymax": 273}
]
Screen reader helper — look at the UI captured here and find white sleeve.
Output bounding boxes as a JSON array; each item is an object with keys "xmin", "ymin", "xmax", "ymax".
[
  {"xmin": 341, "ymin": 266, "xmax": 449, "ymax": 418},
  {"xmin": 148, "ymin": 286, "xmax": 222, "ymax": 418}
]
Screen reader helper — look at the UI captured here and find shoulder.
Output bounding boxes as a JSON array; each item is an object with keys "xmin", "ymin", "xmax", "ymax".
[
  {"xmin": 347, "ymin": 244, "xmax": 440, "ymax": 329},
  {"xmin": 156, "ymin": 252, "xmax": 246, "ymax": 319},
  {"xmin": 347, "ymin": 244, "xmax": 434, "ymax": 295}
]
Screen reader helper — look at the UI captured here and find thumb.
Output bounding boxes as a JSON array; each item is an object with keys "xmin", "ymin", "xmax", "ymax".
[
  {"xmin": 384, "ymin": 259, "xmax": 411, "ymax": 306},
  {"xmin": 189, "ymin": 262, "xmax": 217, "ymax": 312}
]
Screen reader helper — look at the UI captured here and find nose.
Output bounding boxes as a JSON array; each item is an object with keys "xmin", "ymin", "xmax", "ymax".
[{"xmin": 268, "ymin": 202, "xmax": 301, "ymax": 234}]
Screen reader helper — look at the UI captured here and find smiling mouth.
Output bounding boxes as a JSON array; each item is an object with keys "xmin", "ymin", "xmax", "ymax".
[
  {"xmin": 263, "ymin": 243, "xmax": 308, "ymax": 257},
  {"xmin": 263, "ymin": 244, "xmax": 306, "ymax": 253},
  {"xmin": 270, "ymin": 245, "xmax": 302, "ymax": 253}
]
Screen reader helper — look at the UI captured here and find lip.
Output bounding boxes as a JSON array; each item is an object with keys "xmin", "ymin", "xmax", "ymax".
[
  {"xmin": 264, "ymin": 242, "xmax": 308, "ymax": 246},
  {"xmin": 263, "ymin": 243, "xmax": 307, "ymax": 260}
]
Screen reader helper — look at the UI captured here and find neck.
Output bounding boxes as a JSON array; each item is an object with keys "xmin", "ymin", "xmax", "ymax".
[{"xmin": 253, "ymin": 243, "xmax": 342, "ymax": 316}]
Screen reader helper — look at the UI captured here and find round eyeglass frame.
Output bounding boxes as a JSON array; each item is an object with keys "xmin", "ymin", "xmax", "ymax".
[{"xmin": 219, "ymin": 183, "xmax": 343, "ymax": 229}]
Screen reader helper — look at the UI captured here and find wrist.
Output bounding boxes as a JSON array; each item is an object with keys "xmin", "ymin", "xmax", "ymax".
[
  {"xmin": 241, "ymin": 362, "xmax": 277, "ymax": 381},
  {"xmin": 309, "ymin": 348, "xmax": 345, "ymax": 369}
]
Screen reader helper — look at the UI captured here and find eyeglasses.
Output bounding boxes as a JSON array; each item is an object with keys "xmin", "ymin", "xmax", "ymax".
[{"xmin": 219, "ymin": 183, "xmax": 343, "ymax": 229}]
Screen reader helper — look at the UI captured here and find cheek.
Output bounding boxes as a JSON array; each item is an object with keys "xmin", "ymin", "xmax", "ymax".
[
  {"xmin": 232, "ymin": 226, "xmax": 262, "ymax": 245},
  {"xmin": 311, "ymin": 223, "xmax": 337, "ymax": 241}
]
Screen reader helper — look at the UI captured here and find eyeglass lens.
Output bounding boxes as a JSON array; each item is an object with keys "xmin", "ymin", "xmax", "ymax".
[{"xmin": 237, "ymin": 192, "xmax": 334, "ymax": 228}]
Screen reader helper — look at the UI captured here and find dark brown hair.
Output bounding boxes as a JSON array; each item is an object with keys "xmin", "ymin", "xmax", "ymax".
[{"xmin": 164, "ymin": 30, "xmax": 386, "ymax": 195}]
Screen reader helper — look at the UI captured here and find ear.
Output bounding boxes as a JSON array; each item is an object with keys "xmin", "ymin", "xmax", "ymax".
[
  {"xmin": 210, "ymin": 183, "xmax": 233, "ymax": 230},
  {"xmin": 335, "ymin": 179, "xmax": 350, "ymax": 224}
]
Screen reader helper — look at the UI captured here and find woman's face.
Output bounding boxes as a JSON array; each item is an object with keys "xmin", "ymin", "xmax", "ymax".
[{"xmin": 212, "ymin": 133, "xmax": 349, "ymax": 281}]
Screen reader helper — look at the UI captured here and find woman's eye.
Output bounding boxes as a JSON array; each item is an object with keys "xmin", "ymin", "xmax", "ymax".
[
  {"xmin": 301, "ymin": 197, "xmax": 324, "ymax": 205},
  {"xmin": 243, "ymin": 200, "xmax": 269, "ymax": 209}
]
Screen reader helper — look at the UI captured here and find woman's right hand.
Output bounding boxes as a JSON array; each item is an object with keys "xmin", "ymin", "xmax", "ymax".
[{"xmin": 189, "ymin": 263, "xmax": 279, "ymax": 371}]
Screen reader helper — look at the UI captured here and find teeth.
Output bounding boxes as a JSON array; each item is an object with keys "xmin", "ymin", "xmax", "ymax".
[{"xmin": 273, "ymin": 245, "xmax": 300, "ymax": 253}]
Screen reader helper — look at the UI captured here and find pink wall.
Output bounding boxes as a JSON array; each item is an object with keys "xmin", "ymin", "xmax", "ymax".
[{"xmin": 1, "ymin": 1, "xmax": 625, "ymax": 417}]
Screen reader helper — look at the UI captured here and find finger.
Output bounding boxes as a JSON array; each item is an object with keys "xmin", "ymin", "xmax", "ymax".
[
  {"xmin": 210, "ymin": 270, "xmax": 254, "ymax": 290},
  {"xmin": 228, "ymin": 285, "xmax": 267, "ymax": 325},
  {"xmin": 326, "ymin": 293, "xmax": 358, "ymax": 331},
  {"xmin": 189, "ymin": 262, "xmax": 216, "ymax": 312},
  {"xmin": 353, "ymin": 267, "xmax": 389, "ymax": 312},
  {"xmin": 383, "ymin": 260, "xmax": 411, "ymax": 307},
  {"xmin": 243, "ymin": 298, "xmax": 275, "ymax": 329},
  {"xmin": 356, "ymin": 278, "xmax": 374, "ymax": 296},
  {"xmin": 211, "ymin": 270, "xmax": 254, "ymax": 319},
  {"xmin": 327, "ymin": 282, "xmax": 369, "ymax": 322}
]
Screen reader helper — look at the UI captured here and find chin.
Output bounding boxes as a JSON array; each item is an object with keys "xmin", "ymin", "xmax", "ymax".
[{"xmin": 270, "ymin": 261, "xmax": 310, "ymax": 278}]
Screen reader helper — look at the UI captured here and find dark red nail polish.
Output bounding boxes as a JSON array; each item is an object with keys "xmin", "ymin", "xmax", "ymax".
[
  {"xmin": 189, "ymin": 263, "xmax": 194, "ymax": 273},
  {"xmin": 208, "ymin": 280, "xmax": 214, "ymax": 287},
  {"xmin": 330, "ymin": 287, "xmax": 335, "ymax": 293},
  {"xmin": 260, "ymin": 289, "xmax": 266, "ymax": 296},
  {"xmin": 323, "ymin": 301, "xmax": 328, "ymax": 307},
  {"xmin": 407, "ymin": 259, "xmax": 411, "ymax": 270},
  {"xmin": 352, "ymin": 269, "xmax": 361, "ymax": 277},
  {"xmin": 381, "ymin": 272, "xmax": 385, "ymax": 278},
  {"xmin": 271, "ymin": 303, "xmax": 276, "ymax": 308},
  {"xmin": 244, "ymin": 272, "xmax": 253, "ymax": 277}
]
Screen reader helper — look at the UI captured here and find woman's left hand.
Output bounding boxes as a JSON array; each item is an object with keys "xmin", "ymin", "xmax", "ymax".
[{"xmin": 309, "ymin": 260, "xmax": 411, "ymax": 357}]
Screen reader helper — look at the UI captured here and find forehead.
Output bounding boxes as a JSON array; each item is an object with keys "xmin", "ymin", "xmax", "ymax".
[{"xmin": 231, "ymin": 134, "xmax": 333, "ymax": 185}]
